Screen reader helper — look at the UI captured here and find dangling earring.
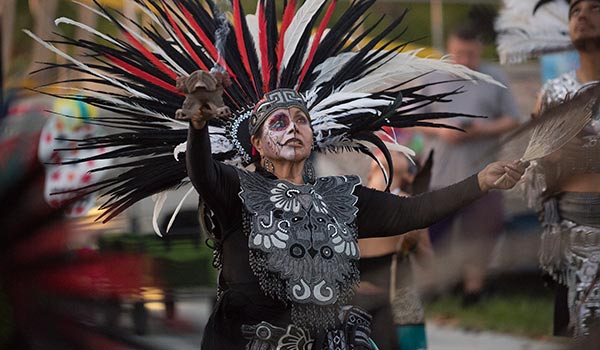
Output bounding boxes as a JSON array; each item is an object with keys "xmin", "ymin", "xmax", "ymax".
[
  {"xmin": 303, "ymin": 159, "xmax": 316, "ymax": 183},
  {"xmin": 263, "ymin": 158, "xmax": 275, "ymax": 173}
]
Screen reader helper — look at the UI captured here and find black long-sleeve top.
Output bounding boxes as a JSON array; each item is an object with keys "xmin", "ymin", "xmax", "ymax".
[{"xmin": 186, "ymin": 125, "xmax": 484, "ymax": 348}]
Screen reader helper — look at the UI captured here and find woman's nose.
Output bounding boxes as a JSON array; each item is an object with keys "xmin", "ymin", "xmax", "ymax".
[{"xmin": 288, "ymin": 122, "xmax": 299, "ymax": 133}]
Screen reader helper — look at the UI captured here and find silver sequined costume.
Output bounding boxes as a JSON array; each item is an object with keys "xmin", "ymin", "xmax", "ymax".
[{"xmin": 525, "ymin": 71, "xmax": 600, "ymax": 336}]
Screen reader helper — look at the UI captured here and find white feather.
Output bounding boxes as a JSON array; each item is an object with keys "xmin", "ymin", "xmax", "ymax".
[
  {"xmin": 495, "ymin": 0, "xmax": 571, "ymax": 64},
  {"xmin": 310, "ymin": 94, "xmax": 391, "ymax": 124},
  {"xmin": 55, "ymin": 17, "xmax": 121, "ymax": 46},
  {"xmin": 72, "ymin": 1, "xmax": 111, "ymax": 21},
  {"xmin": 245, "ymin": 14, "xmax": 262, "ymax": 74},
  {"xmin": 312, "ymin": 120, "xmax": 347, "ymax": 134},
  {"xmin": 312, "ymin": 107, "xmax": 383, "ymax": 121},
  {"xmin": 75, "ymin": 0, "xmax": 189, "ymax": 75},
  {"xmin": 372, "ymin": 151, "xmax": 390, "ymax": 186},
  {"xmin": 24, "ymin": 30, "xmax": 154, "ymax": 100},
  {"xmin": 303, "ymin": 87, "xmax": 321, "ymax": 107},
  {"xmin": 174, "ymin": 142, "xmax": 187, "ymax": 161},
  {"xmin": 80, "ymin": 90, "xmax": 171, "ymax": 117},
  {"xmin": 375, "ymin": 131, "xmax": 416, "ymax": 158},
  {"xmin": 55, "ymin": 87, "xmax": 186, "ymax": 127},
  {"xmin": 280, "ymin": 0, "xmax": 327, "ymax": 76},
  {"xmin": 294, "ymin": 28, "xmax": 331, "ymax": 89},
  {"xmin": 129, "ymin": 2, "xmax": 189, "ymax": 75},
  {"xmin": 312, "ymin": 52, "xmax": 356, "ymax": 86},
  {"xmin": 311, "ymin": 92, "xmax": 373, "ymax": 110},
  {"xmin": 340, "ymin": 50, "xmax": 504, "ymax": 93},
  {"xmin": 152, "ymin": 192, "xmax": 168, "ymax": 237},
  {"xmin": 166, "ymin": 186, "xmax": 195, "ymax": 233}
]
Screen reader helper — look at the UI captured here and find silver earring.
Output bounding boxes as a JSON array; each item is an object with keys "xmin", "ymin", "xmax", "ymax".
[
  {"xmin": 303, "ymin": 159, "xmax": 316, "ymax": 183},
  {"xmin": 263, "ymin": 158, "xmax": 275, "ymax": 173}
]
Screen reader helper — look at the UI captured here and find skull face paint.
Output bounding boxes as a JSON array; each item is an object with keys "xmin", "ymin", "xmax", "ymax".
[{"xmin": 257, "ymin": 107, "xmax": 313, "ymax": 163}]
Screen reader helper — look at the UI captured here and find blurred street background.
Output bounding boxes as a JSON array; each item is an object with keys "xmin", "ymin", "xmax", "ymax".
[{"xmin": 0, "ymin": 1, "xmax": 587, "ymax": 350}]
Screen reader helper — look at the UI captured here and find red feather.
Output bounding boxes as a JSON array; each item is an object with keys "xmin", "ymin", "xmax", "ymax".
[
  {"xmin": 106, "ymin": 54, "xmax": 182, "ymax": 95},
  {"xmin": 163, "ymin": 3, "xmax": 209, "ymax": 71},
  {"xmin": 122, "ymin": 32, "xmax": 177, "ymax": 81},
  {"xmin": 175, "ymin": 3, "xmax": 242, "ymax": 108},
  {"xmin": 277, "ymin": 0, "xmax": 297, "ymax": 71},
  {"xmin": 233, "ymin": 0, "xmax": 258, "ymax": 95},
  {"xmin": 177, "ymin": 3, "xmax": 237, "ymax": 80},
  {"xmin": 257, "ymin": 0, "xmax": 270, "ymax": 93},
  {"xmin": 297, "ymin": 0, "xmax": 337, "ymax": 88}
]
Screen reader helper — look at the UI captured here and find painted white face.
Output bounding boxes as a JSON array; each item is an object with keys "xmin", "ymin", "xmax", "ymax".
[{"xmin": 255, "ymin": 107, "xmax": 313, "ymax": 163}]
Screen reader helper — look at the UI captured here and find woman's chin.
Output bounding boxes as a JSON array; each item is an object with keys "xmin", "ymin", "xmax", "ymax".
[{"xmin": 277, "ymin": 150, "xmax": 311, "ymax": 163}]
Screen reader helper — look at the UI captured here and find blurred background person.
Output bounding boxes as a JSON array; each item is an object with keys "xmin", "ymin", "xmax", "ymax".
[
  {"xmin": 417, "ymin": 23, "xmax": 521, "ymax": 306},
  {"xmin": 526, "ymin": 0, "xmax": 600, "ymax": 337},
  {"xmin": 497, "ymin": 0, "xmax": 600, "ymax": 337},
  {"xmin": 352, "ymin": 147, "xmax": 435, "ymax": 350}
]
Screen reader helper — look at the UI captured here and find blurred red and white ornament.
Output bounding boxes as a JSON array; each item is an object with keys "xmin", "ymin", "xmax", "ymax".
[{"xmin": 38, "ymin": 99, "xmax": 112, "ymax": 217}]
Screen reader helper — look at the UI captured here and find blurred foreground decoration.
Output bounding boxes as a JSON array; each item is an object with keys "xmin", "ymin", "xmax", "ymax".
[
  {"xmin": 38, "ymin": 99, "xmax": 113, "ymax": 217},
  {"xmin": 0, "ymin": 1, "xmax": 220, "ymax": 347},
  {"xmin": 0, "ymin": 95, "xmax": 182, "ymax": 349}
]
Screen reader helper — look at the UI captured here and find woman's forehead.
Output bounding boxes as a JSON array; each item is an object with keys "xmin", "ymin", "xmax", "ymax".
[{"xmin": 267, "ymin": 106, "xmax": 307, "ymax": 116}]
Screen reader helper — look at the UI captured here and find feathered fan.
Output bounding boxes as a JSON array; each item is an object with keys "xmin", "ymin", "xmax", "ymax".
[
  {"xmin": 26, "ymin": 0, "xmax": 502, "ymax": 235},
  {"xmin": 494, "ymin": 83, "xmax": 600, "ymax": 185}
]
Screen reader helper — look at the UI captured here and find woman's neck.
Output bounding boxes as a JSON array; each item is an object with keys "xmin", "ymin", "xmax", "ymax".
[
  {"xmin": 266, "ymin": 158, "xmax": 306, "ymax": 184},
  {"xmin": 577, "ymin": 51, "xmax": 600, "ymax": 83}
]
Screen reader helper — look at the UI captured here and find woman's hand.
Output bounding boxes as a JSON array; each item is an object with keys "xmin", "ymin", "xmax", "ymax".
[{"xmin": 477, "ymin": 160, "xmax": 529, "ymax": 192}]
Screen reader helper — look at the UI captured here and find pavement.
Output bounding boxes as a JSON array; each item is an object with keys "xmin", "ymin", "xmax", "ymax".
[
  {"xmin": 427, "ymin": 323, "xmax": 566, "ymax": 350},
  {"xmin": 114, "ymin": 293, "xmax": 567, "ymax": 350}
]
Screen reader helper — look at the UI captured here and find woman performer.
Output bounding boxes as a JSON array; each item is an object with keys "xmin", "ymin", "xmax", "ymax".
[{"xmin": 183, "ymin": 86, "xmax": 526, "ymax": 349}]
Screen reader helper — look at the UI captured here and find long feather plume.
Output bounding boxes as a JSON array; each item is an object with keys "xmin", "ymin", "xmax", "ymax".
[
  {"xmin": 232, "ymin": 0, "xmax": 261, "ymax": 96},
  {"xmin": 257, "ymin": 0, "xmax": 270, "ymax": 93},
  {"xmin": 297, "ymin": 0, "xmax": 337, "ymax": 88},
  {"xmin": 278, "ymin": 0, "xmax": 298, "ymax": 71},
  {"xmin": 152, "ymin": 191, "xmax": 168, "ymax": 237},
  {"xmin": 279, "ymin": 0, "xmax": 327, "ymax": 78},
  {"xmin": 166, "ymin": 186, "xmax": 196, "ymax": 233},
  {"xmin": 339, "ymin": 50, "xmax": 504, "ymax": 93}
]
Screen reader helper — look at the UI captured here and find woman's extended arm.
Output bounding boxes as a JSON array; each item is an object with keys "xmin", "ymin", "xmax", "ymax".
[
  {"xmin": 186, "ymin": 124, "xmax": 241, "ymax": 231},
  {"xmin": 356, "ymin": 160, "xmax": 526, "ymax": 238},
  {"xmin": 356, "ymin": 174, "xmax": 482, "ymax": 238}
]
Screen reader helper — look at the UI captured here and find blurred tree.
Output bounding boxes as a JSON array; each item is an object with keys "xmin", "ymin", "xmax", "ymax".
[
  {"xmin": 1, "ymin": 0, "xmax": 16, "ymax": 83},
  {"xmin": 28, "ymin": 0, "xmax": 59, "ymax": 86}
]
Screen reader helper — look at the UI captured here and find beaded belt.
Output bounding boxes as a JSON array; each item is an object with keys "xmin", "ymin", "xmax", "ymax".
[{"xmin": 241, "ymin": 306, "xmax": 375, "ymax": 350}]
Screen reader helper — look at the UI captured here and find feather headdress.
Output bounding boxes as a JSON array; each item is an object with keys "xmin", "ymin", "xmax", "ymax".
[
  {"xmin": 27, "ymin": 0, "xmax": 501, "ymax": 234},
  {"xmin": 495, "ymin": 0, "xmax": 573, "ymax": 64}
]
